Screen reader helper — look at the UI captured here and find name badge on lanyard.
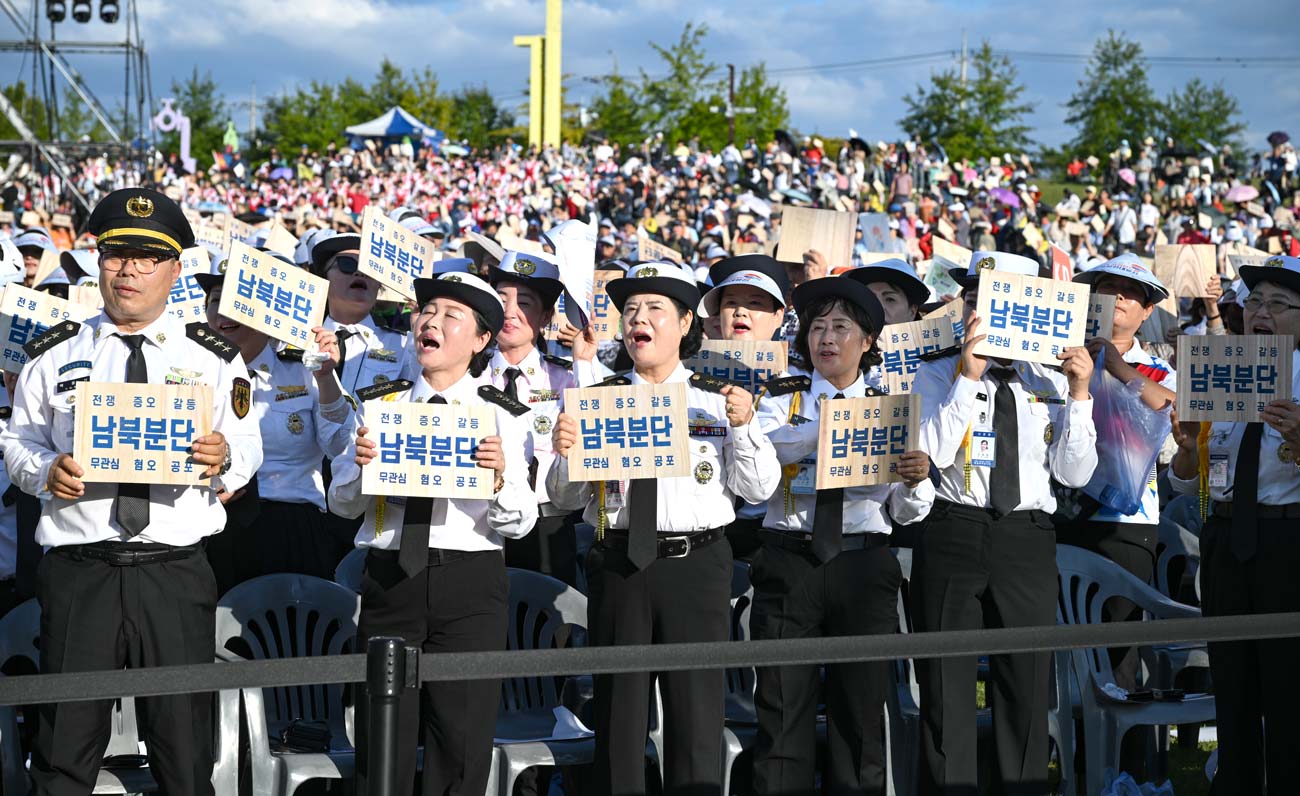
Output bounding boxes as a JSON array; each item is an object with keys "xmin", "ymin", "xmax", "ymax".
[
  {"xmin": 971, "ymin": 430, "xmax": 997, "ymax": 468},
  {"xmin": 1209, "ymin": 454, "xmax": 1229, "ymax": 489},
  {"xmin": 789, "ymin": 457, "xmax": 817, "ymax": 495}
]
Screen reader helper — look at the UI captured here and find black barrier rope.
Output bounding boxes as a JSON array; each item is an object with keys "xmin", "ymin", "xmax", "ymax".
[{"xmin": 0, "ymin": 612, "xmax": 1297, "ymax": 707}]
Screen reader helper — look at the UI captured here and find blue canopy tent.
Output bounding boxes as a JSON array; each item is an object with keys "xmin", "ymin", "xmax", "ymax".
[{"xmin": 344, "ymin": 106, "xmax": 445, "ymax": 150}]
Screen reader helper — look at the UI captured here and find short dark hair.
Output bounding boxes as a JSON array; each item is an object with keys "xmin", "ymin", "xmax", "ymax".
[{"xmin": 793, "ymin": 296, "xmax": 882, "ymax": 373}]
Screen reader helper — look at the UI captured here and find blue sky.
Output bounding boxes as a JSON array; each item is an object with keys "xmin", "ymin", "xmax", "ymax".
[{"xmin": 19, "ymin": 0, "xmax": 1300, "ymax": 153}]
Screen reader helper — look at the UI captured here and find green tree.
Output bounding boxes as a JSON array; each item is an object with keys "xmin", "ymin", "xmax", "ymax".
[
  {"xmin": 732, "ymin": 63, "xmax": 790, "ymax": 147},
  {"xmin": 588, "ymin": 71, "xmax": 646, "ymax": 148},
  {"xmin": 446, "ymin": 86, "xmax": 514, "ymax": 149},
  {"xmin": 898, "ymin": 42, "xmax": 1034, "ymax": 161},
  {"xmin": 159, "ymin": 67, "xmax": 229, "ymax": 170},
  {"xmin": 1158, "ymin": 78, "xmax": 1245, "ymax": 153},
  {"xmin": 0, "ymin": 82, "xmax": 51, "ymax": 141},
  {"xmin": 1063, "ymin": 31, "xmax": 1159, "ymax": 158}
]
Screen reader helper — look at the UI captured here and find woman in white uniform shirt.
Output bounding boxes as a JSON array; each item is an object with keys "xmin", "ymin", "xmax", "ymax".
[
  {"xmin": 752, "ymin": 276, "xmax": 932, "ymax": 796},
  {"xmin": 1168, "ymin": 254, "xmax": 1300, "ymax": 793},
  {"xmin": 329, "ymin": 272, "xmax": 537, "ymax": 796},
  {"xmin": 549, "ymin": 262, "xmax": 782, "ymax": 796}
]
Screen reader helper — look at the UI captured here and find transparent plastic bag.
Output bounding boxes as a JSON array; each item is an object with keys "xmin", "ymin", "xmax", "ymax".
[{"xmin": 1082, "ymin": 347, "xmax": 1172, "ymax": 516}]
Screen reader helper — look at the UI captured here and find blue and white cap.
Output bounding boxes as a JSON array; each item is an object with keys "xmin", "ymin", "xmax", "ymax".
[
  {"xmin": 1072, "ymin": 252, "xmax": 1170, "ymax": 303},
  {"xmin": 13, "ymin": 228, "xmax": 56, "ymax": 253},
  {"xmin": 701, "ymin": 268, "xmax": 785, "ymax": 316},
  {"xmin": 1238, "ymin": 255, "xmax": 1300, "ymax": 296},
  {"xmin": 60, "ymin": 249, "xmax": 100, "ymax": 282},
  {"xmin": 950, "ymin": 250, "xmax": 1039, "ymax": 287},
  {"xmin": 432, "ymin": 257, "xmax": 475, "ymax": 275},
  {"xmin": 488, "ymin": 250, "xmax": 565, "ymax": 306},
  {"xmin": 0, "ymin": 236, "xmax": 22, "ymax": 288},
  {"xmin": 845, "ymin": 257, "xmax": 931, "ymax": 306}
]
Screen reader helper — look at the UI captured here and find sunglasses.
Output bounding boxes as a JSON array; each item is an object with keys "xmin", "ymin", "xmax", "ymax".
[{"xmin": 328, "ymin": 254, "xmax": 359, "ymax": 275}]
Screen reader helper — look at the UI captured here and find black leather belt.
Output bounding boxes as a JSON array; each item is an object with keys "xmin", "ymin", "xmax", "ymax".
[
  {"xmin": 601, "ymin": 527, "xmax": 725, "ymax": 559},
  {"xmin": 1212, "ymin": 502, "xmax": 1300, "ymax": 520},
  {"xmin": 368, "ymin": 547, "xmax": 497, "ymax": 568},
  {"xmin": 57, "ymin": 541, "xmax": 201, "ymax": 566},
  {"xmin": 759, "ymin": 529, "xmax": 888, "ymax": 555}
]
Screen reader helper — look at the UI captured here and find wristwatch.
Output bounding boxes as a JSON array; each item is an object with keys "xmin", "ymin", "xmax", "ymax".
[{"xmin": 219, "ymin": 444, "xmax": 232, "ymax": 476}]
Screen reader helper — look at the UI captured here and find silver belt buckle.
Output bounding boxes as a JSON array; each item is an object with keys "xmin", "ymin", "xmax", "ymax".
[{"xmin": 661, "ymin": 534, "xmax": 693, "ymax": 559}]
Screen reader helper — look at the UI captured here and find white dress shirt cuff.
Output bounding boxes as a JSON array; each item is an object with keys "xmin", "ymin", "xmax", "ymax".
[{"xmin": 1166, "ymin": 464, "xmax": 1199, "ymax": 496}]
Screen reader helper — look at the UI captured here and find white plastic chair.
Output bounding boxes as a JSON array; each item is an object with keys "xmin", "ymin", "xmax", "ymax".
[
  {"xmin": 1056, "ymin": 544, "xmax": 1216, "ymax": 795},
  {"xmin": 214, "ymin": 574, "xmax": 360, "ymax": 796}
]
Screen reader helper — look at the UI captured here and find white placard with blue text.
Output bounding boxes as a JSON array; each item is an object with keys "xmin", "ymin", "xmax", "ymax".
[
  {"xmin": 163, "ymin": 246, "xmax": 211, "ymax": 324},
  {"xmin": 815, "ymin": 393, "xmax": 920, "ymax": 489},
  {"xmin": 361, "ymin": 399, "xmax": 498, "ymax": 499},
  {"xmin": 73, "ymin": 382, "xmax": 213, "ymax": 485},
  {"xmin": 218, "ymin": 241, "xmax": 328, "ymax": 350},
  {"xmin": 1175, "ymin": 335, "xmax": 1294, "ymax": 423},
  {"xmin": 685, "ymin": 340, "xmax": 788, "ymax": 394},
  {"xmin": 972, "ymin": 270, "xmax": 1088, "ymax": 365},
  {"xmin": 1084, "ymin": 292, "xmax": 1116, "ymax": 340},
  {"xmin": 359, "ymin": 205, "xmax": 433, "ymax": 300},
  {"xmin": 0, "ymin": 283, "xmax": 98, "ymax": 374},
  {"xmin": 564, "ymin": 382, "xmax": 691, "ymax": 482},
  {"xmin": 878, "ymin": 317, "xmax": 956, "ymax": 395}
]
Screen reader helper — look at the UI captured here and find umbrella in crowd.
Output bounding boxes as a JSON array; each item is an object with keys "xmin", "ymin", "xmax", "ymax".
[
  {"xmin": 1267, "ymin": 130, "xmax": 1290, "ymax": 147},
  {"xmin": 989, "ymin": 187, "xmax": 1020, "ymax": 208},
  {"xmin": 1225, "ymin": 184, "xmax": 1260, "ymax": 203},
  {"xmin": 1118, "ymin": 168, "xmax": 1136, "ymax": 186},
  {"xmin": 269, "ymin": 166, "xmax": 293, "ymax": 181}
]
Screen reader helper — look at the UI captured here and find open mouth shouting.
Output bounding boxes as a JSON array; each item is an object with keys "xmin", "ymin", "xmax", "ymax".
[
  {"xmin": 416, "ymin": 331, "xmax": 442, "ymax": 353},
  {"xmin": 628, "ymin": 328, "xmax": 654, "ymax": 350},
  {"xmin": 730, "ymin": 319, "xmax": 752, "ymax": 337}
]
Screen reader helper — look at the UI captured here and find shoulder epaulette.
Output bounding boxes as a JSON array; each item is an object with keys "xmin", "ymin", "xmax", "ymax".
[
  {"xmin": 762, "ymin": 374, "xmax": 811, "ymax": 397},
  {"xmin": 919, "ymin": 345, "xmax": 961, "ymax": 362},
  {"xmin": 542, "ymin": 353, "xmax": 573, "ymax": 370},
  {"xmin": 23, "ymin": 321, "xmax": 80, "ymax": 360},
  {"xmin": 356, "ymin": 378, "xmax": 412, "ymax": 403},
  {"xmin": 186, "ymin": 323, "xmax": 238, "ymax": 363},
  {"xmin": 594, "ymin": 372, "xmax": 632, "ymax": 387},
  {"xmin": 478, "ymin": 385, "xmax": 530, "ymax": 417},
  {"xmin": 277, "ymin": 346, "xmax": 305, "ymax": 363},
  {"xmin": 689, "ymin": 371, "xmax": 743, "ymax": 394}
]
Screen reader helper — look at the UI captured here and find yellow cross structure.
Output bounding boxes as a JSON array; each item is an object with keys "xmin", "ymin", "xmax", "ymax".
[{"xmin": 513, "ymin": 0, "xmax": 562, "ymax": 148}]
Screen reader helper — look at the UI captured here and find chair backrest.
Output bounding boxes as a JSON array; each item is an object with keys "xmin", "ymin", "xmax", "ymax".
[
  {"xmin": 892, "ymin": 549, "xmax": 920, "ymax": 708},
  {"xmin": 500, "ymin": 568, "xmax": 588, "ymax": 715},
  {"xmin": 0, "ymin": 598, "xmax": 39, "ymax": 671},
  {"xmin": 725, "ymin": 561, "xmax": 755, "ymax": 708},
  {"xmin": 1154, "ymin": 518, "xmax": 1200, "ymax": 602},
  {"xmin": 333, "ymin": 547, "xmax": 366, "ymax": 593},
  {"xmin": 214, "ymin": 574, "xmax": 360, "ymax": 725}
]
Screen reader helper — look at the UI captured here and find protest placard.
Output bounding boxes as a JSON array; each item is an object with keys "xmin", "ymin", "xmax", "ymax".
[
  {"xmin": 1176, "ymin": 335, "xmax": 1293, "ymax": 423},
  {"xmin": 31, "ymin": 248, "xmax": 60, "ymax": 288},
  {"xmin": 218, "ymin": 241, "xmax": 327, "ymax": 350},
  {"xmin": 67, "ymin": 285, "xmax": 103, "ymax": 309},
  {"xmin": 931, "ymin": 236, "xmax": 972, "ymax": 272},
  {"xmin": 921, "ymin": 257, "xmax": 962, "ymax": 300},
  {"xmin": 73, "ymin": 382, "xmax": 213, "ymax": 485},
  {"xmin": 776, "ymin": 207, "xmax": 855, "ymax": 268},
  {"xmin": 877, "ymin": 317, "xmax": 956, "ymax": 395},
  {"xmin": 227, "ymin": 217, "xmax": 257, "ymax": 250},
  {"xmin": 972, "ymin": 270, "xmax": 1088, "ymax": 365},
  {"xmin": 684, "ymin": 340, "xmax": 788, "ymax": 394},
  {"xmin": 194, "ymin": 223, "xmax": 227, "ymax": 254},
  {"xmin": 1085, "ymin": 292, "xmax": 1116, "ymax": 340},
  {"xmin": 1226, "ymin": 247, "xmax": 1271, "ymax": 278},
  {"xmin": 1153, "ymin": 244, "xmax": 1215, "ymax": 298},
  {"xmin": 162, "ymin": 246, "xmax": 211, "ymax": 324},
  {"xmin": 1048, "ymin": 243, "xmax": 1073, "ymax": 281},
  {"xmin": 546, "ymin": 219, "xmax": 597, "ymax": 329},
  {"xmin": 857, "ymin": 212, "xmax": 890, "ymax": 252},
  {"xmin": 263, "ymin": 223, "xmax": 299, "ymax": 259},
  {"xmin": 815, "ymin": 393, "xmax": 920, "ymax": 489},
  {"xmin": 1065, "ymin": 221, "xmax": 1089, "ymax": 237},
  {"xmin": 358, "ymin": 205, "xmax": 433, "ymax": 300},
  {"xmin": 588, "ymin": 269, "xmax": 620, "ymax": 342},
  {"xmin": 636, "ymin": 232, "xmax": 683, "ymax": 264},
  {"xmin": 0, "ymin": 284, "xmax": 98, "ymax": 373},
  {"xmin": 51, "ymin": 213, "xmax": 73, "ymax": 230},
  {"xmin": 922, "ymin": 297, "xmax": 965, "ymax": 343},
  {"xmin": 564, "ymin": 382, "xmax": 690, "ymax": 482},
  {"xmin": 360, "ymin": 399, "xmax": 498, "ymax": 499}
]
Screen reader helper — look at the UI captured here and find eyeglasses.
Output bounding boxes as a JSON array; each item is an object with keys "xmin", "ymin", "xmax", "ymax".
[
  {"xmin": 99, "ymin": 252, "xmax": 175, "ymax": 274},
  {"xmin": 328, "ymin": 254, "xmax": 359, "ymax": 275},
  {"xmin": 1243, "ymin": 297, "xmax": 1300, "ymax": 315}
]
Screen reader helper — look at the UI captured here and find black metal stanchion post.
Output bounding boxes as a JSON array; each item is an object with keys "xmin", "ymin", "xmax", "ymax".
[{"xmin": 366, "ymin": 636, "xmax": 407, "ymax": 796}]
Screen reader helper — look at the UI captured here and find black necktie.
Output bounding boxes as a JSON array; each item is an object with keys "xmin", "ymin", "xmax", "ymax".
[
  {"xmin": 334, "ymin": 328, "xmax": 354, "ymax": 378},
  {"xmin": 503, "ymin": 367, "xmax": 523, "ymax": 403},
  {"xmin": 626, "ymin": 478, "xmax": 657, "ymax": 570},
  {"xmin": 989, "ymin": 368, "xmax": 1021, "ymax": 517},
  {"xmin": 398, "ymin": 394, "xmax": 446, "ymax": 578},
  {"xmin": 1230, "ymin": 422, "xmax": 1263, "ymax": 562},
  {"xmin": 116, "ymin": 334, "xmax": 150, "ymax": 536},
  {"xmin": 812, "ymin": 392, "xmax": 846, "ymax": 563}
]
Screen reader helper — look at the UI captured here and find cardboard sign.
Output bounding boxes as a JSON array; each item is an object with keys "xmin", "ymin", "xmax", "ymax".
[
  {"xmin": 73, "ymin": 382, "xmax": 213, "ymax": 485},
  {"xmin": 684, "ymin": 340, "xmax": 788, "ymax": 394},
  {"xmin": 1048, "ymin": 243, "xmax": 1073, "ymax": 282},
  {"xmin": 1176, "ymin": 335, "xmax": 1294, "ymax": 423},
  {"xmin": 921, "ymin": 257, "xmax": 962, "ymax": 300},
  {"xmin": 814, "ymin": 393, "xmax": 920, "ymax": 489},
  {"xmin": 227, "ymin": 218, "xmax": 257, "ymax": 250},
  {"xmin": 857, "ymin": 212, "xmax": 891, "ymax": 252},
  {"xmin": 859, "ymin": 251, "xmax": 901, "ymax": 266},
  {"xmin": 358, "ymin": 206, "xmax": 433, "ymax": 300},
  {"xmin": 194, "ymin": 224, "xmax": 227, "ymax": 255},
  {"xmin": 163, "ymin": 246, "xmax": 211, "ymax": 324},
  {"xmin": 923, "ymin": 297, "xmax": 965, "ymax": 343},
  {"xmin": 1153, "ymin": 244, "xmax": 1215, "ymax": 298},
  {"xmin": 31, "ymin": 248, "xmax": 61, "ymax": 289},
  {"xmin": 360, "ymin": 399, "xmax": 498, "ymax": 499},
  {"xmin": 0, "ymin": 283, "xmax": 98, "ymax": 373},
  {"xmin": 776, "ymin": 207, "xmax": 855, "ymax": 269},
  {"xmin": 1064, "ymin": 221, "xmax": 1089, "ymax": 237},
  {"xmin": 588, "ymin": 269, "xmax": 620, "ymax": 342},
  {"xmin": 263, "ymin": 223, "xmax": 299, "ymax": 259},
  {"xmin": 973, "ymin": 270, "xmax": 1088, "ymax": 365},
  {"xmin": 67, "ymin": 285, "xmax": 103, "ymax": 309},
  {"xmin": 218, "ymin": 241, "xmax": 327, "ymax": 350},
  {"xmin": 1085, "ymin": 292, "xmax": 1117, "ymax": 340},
  {"xmin": 51, "ymin": 213, "xmax": 73, "ymax": 229},
  {"xmin": 564, "ymin": 382, "xmax": 690, "ymax": 482},
  {"xmin": 636, "ymin": 233, "xmax": 683, "ymax": 264},
  {"xmin": 877, "ymin": 317, "xmax": 956, "ymax": 395},
  {"xmin": 1226, "ymin": 247, "xmax": 1271, "ymax": 278}
]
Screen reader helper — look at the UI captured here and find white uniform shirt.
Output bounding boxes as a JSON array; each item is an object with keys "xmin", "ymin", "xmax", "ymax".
[
  {"xmin": 757, "ymin": 371, "xmax": 934, "ymax": 533},
  {"xmin": 328, "ymin": 371, "xmax": 538, "ymax": 551},
  {"xmin": 325, "ymin": 315, "xmax": 415, "ymax": 397},
  {"xmin": 547, "ymin": 363, "xmax": 783, "ymax": 533},
  {"xmin": 487, "ymin": 347, "xmax": 576, "ymax": 509},
  {"xmin": 0, "ymin": 397, "xmax": 17, "ymax": 579},
  {"xmin": 1088, "ymin": 342, "xmax": 1176, "ymax": 524},
  {"xmin": 245, "ymin": 345, "xmax": 356, "ymax": 510},
  {"xmin": 915, "ymin": 355, "xmax": 1098, "ymax": 512},
  {"xmin": 1169, "ymin": 350, "xmax": 1300, "ymax": 506},
  {"xmin": 1, "ymin": 312, "xmax": 263, "ymax": 547}
]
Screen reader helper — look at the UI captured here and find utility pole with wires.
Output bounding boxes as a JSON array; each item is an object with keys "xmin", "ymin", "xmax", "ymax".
[{"xmin": 710, "ymin": 64, "xmax": 755, "ymax": 146}]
